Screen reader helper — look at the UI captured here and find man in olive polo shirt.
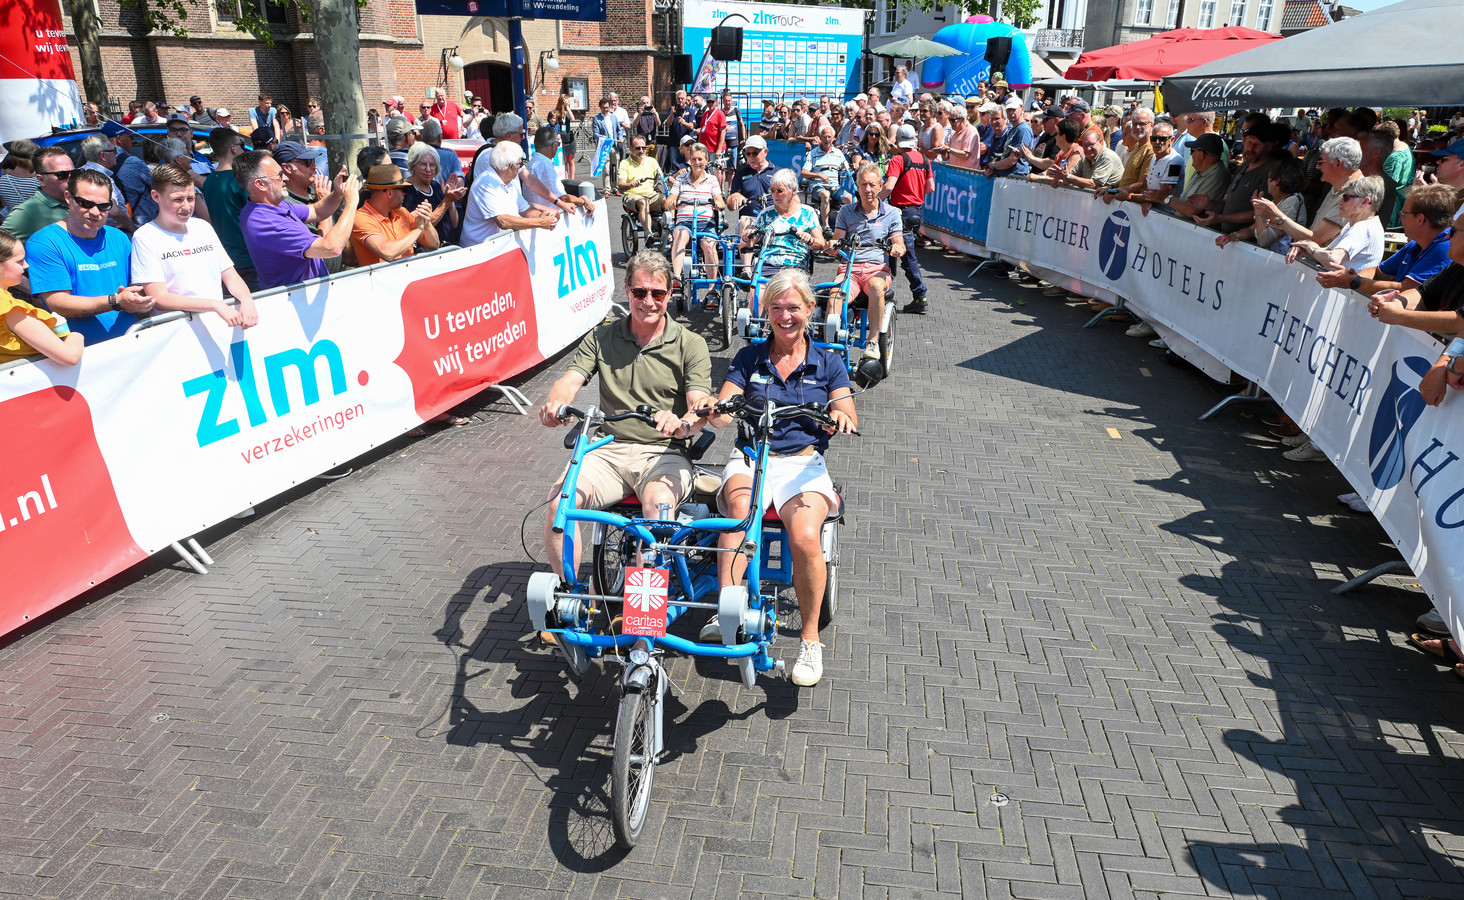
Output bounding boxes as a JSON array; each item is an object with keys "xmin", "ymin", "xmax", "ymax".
[
  {"xmin": 538, "ymin": 250, "xmax": 713, "ymax": 580},
  {"xmin": 5, "ymin": 146, "xmax": 74, "ymax": 243}
]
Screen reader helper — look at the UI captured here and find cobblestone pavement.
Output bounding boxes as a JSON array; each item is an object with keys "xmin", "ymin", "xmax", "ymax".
[{"xmin": 4, "ymin": 211, "xmax": 1464, "ymax": 899}]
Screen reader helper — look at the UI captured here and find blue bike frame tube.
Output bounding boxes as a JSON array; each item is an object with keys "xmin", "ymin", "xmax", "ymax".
[
  {"xmin": 554, "ymin": 432, "xmax": 616, "ymax": 589},
  {"xmin": 554, "ymin": 629, "xmax": 763, "ymax": 658}
]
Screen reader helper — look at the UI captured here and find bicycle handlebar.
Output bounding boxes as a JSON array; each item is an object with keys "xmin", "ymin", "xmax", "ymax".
[
  {"xmin": 556, "ymin": 403, "xmax": 659, "ymax": 427},
  {"xmin": 695, "ymin": 396, "xmax": 860, "ymax": 436}
]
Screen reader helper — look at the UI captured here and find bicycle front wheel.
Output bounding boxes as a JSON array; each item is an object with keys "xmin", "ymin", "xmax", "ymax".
[{"xmin": 612, "ymin": 685, "xmax": 658, "ymax": 848}]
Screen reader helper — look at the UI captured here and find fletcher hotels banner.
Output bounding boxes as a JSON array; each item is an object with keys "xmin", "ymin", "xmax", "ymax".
[
  {"xmin": 0, "ymin": 205, "xmax": 612, "ymax": 634},
  {"xmin": 986, "ymin": 180, "xmax": 1463, "ymax": 633}
]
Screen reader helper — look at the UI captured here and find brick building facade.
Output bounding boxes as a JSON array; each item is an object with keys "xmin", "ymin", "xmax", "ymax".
[{"xmin": 64, "ymin": 0, "xmax": 675, "ymax": 124}]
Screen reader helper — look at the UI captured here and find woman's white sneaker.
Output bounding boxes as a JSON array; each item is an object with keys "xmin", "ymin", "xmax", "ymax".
[{"xmin": 792, "ymin": 640, "xmax": 824, "ymax": 686}]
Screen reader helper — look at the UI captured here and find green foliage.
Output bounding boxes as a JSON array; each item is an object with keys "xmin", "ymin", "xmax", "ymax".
[
  {"xmin": 1382, "ymin": 106, "xmax": 1412, "ymax": 123},
  {"xmin": 903, "ymin": 0, "xmax": 1040, "ymax": 29},
  {"xmin": 115, "ymin": 0, "xmax": 363, "ymax": 47}
]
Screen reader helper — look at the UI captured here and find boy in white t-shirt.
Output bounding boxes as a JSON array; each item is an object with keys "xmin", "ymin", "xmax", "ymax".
[{"xmin": 130, "ymin": 163, "xmax": 258, "ymax": 327}]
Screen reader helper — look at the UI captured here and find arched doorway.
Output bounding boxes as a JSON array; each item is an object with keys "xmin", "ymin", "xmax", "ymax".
[{"xmin": 463, "ymin": 62, "xmax": 512, "ymax": 115}]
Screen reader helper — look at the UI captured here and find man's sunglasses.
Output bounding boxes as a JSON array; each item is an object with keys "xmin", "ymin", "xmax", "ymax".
[
  {"xmin": 628, "ymin": 287, "xmax": 669, "ymax": 301},
  {"xmin": 73, "ymin": 197, "xmax": 113, "ymax": 212}
]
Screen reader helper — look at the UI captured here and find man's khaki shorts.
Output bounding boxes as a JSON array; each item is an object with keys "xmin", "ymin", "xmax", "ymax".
[
  {"xmin": 555, "ymin": 441, "xmax": 693, "ymax": 511},
  {"xmin": 624, "ymin": 192, "xmax": 666, "ymax": 214}
]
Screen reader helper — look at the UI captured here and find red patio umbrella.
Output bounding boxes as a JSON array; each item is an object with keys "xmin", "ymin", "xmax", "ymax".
[{"xmin": 1064, "ymin": 26, "xmax": 1280, "ymax": 82}]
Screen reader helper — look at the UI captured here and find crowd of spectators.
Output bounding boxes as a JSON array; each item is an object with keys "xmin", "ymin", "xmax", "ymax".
[{"xmin": 0, "ymin": 85, "xmax": 609, "ymax": 366}]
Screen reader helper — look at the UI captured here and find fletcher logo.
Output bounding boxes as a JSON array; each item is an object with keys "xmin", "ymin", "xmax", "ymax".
[
  {"xmin": 1098, "ymin": 209, "xmax": 1130, "ymax": 281},
  {"xmin": 182, "ymin": 338, "xmax": 352, "ymax": 447},
  {"xmin": 1362, "ymin": 356, "xmax": 1464, "ymax": 529}
]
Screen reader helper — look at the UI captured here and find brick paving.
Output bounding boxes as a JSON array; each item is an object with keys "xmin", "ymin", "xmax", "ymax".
[{"xmin": 4, "ymin": 213, "xmax": 1464, "ymax": 899}]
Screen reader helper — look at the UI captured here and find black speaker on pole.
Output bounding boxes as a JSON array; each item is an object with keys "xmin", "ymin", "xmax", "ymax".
[
  {"xmin": 709, "ymin": 25, "xmax": 744, "ymax": 61},
  {"xmin": 984, "ymin": 36, "xmax": 1013, "ymax": 68},
  {"xmin": 673, "ymin": 53, "xmax": 694, "ymax": 85}
]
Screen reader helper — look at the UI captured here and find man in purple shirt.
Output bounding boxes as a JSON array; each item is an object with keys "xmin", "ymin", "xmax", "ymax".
[{"xmin": 235, "ymin": 150, "xmax": 360, "ymax": 290}]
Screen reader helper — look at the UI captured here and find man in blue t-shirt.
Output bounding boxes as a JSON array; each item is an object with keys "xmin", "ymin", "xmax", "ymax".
[
  {"xmin": 985, "ymin": 100, "xmax": 1037, "ymax": 179},
  {"xmin": 27, "ymin": 169, "xmax": 152, "ymax": 344},
  {"xmin": 1315, "ymin": 183, "xmax": 1455, "ymax": 296}
]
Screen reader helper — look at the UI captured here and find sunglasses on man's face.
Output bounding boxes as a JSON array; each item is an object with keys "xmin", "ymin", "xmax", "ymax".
[
  {"xmin": 628, "ymin": 287, "xmax": 669, "ymax": 301},
  {"xmin": 73, "ymin": 196, "xmax": 113, "ymax": 212}
]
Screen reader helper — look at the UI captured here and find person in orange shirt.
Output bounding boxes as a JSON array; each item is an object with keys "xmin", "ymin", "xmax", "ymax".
[
  {"xmin": 351, "ymin": 164, "xmax": 440, "ymax": 267},
  {"xmin": 0, "ymin": 230, "xmax": 83, "ymax": 365}
]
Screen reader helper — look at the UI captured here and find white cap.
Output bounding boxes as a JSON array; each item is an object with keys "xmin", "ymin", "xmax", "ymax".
[
  {"xmin": 895, "ymin": 124, "xmax": 918, "ymax": 149},
  {"xmin": 744, "ymin": 135, "xmax": 767, "ymax": 150},
  {"xmin": 214, "ymin": 107, "xmax": 231, "ymax": 117}
]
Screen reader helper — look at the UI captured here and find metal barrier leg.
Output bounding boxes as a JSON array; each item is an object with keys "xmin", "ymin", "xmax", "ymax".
[
  {"xmin": 186, "ymin": 538, "xmax": 215, "ymax": 567},
  {"xmin": 170, "ymin": 541, "xmax": 209, "ymax": 575},
  {"xmin": 490, "ymin": 385, "xmax": 533, "ymax": 416},
  {"xmin": 1331, "ymin": 560, "xmax": 1412, "ymax": 595},
  {"xmin": 1083, "ymin": 298, "xmax": 1128, "ymax": 329},
  {"xmin": 1198, "ymin": 380, "xmax": 1273, "ymax": 420},
  {"xmin": 967, "ymin": 258, "xmax": 1003, "ymax": 278}
]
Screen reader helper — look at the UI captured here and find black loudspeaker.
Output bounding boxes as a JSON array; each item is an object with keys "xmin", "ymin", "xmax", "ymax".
[
  {"xmin": 673, "ymin": 53, "xmax": 694, "ymax": 85},
  {"xmin": 984, "ymin": 36, "xmax": 1012, "ymax": 67},
  {"xmin": 710, "ymin": 25, "xmax": 743, "ymax": 61}
]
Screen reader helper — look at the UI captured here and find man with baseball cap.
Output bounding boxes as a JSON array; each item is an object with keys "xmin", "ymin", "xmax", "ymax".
[
  {"xmin": 188, "ymin": 95, "xmax": 218, "ymax": 127},
  {"xmin": 882, "ymin": 124, "xmax": 933, "ymax": 313},
  {"xmin": 1425, "ymin": 138, "xmax": 1464, "ymax": 214},
  {"xmin": 351, "ymin": 164, "xmax": 439, "ymax": 266},
  {"xmin": 273, "ymin": 142, "xmax": 331, "ymax": 234},
  {"xmin": 384, "ymin": 116, "xmax": 419, "ymax": 169},
  {"xmin": 1164, "ymin": 132, "xmax": 1231, "ymax": 221},
  {"xmin": 249, "ymin": 126, "xmax": 277, "ymax": 151},
  {"xmin": 1065, "ymin": 98, "xmax": 1092, "ymax": 132}
]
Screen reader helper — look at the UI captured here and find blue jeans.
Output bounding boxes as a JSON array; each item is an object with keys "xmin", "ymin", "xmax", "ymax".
[{"xmin": 895, "ymin": 207, "xmax": 927, "ymax": 301}]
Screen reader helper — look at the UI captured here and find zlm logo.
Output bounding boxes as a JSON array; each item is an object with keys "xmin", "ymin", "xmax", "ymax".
[
  {"xmin": 553, "ymin": 235, "xmax": 604, "ymax": 297},
  {"xmin": 182, "ymin": 339, "xmax": 351, "ymax": 447}
]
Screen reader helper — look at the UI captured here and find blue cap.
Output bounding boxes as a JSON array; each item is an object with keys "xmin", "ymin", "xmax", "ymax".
[
  {"xmin": 1431, "ymin": 138, "xmax": 1464, "ymax": 159},
  {"xmin": 100, "ymin": 120, "xmax": 126, "ymax": 137}
]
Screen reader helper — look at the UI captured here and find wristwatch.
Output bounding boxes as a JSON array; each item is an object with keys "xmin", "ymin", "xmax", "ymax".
[
  {"xmin": 107, "ymin": 293, "xmax": 120, "ymax": 311},
  {"xmin": 1350, "ymin": 274, "xmax": 1362, "ymax": 291}
]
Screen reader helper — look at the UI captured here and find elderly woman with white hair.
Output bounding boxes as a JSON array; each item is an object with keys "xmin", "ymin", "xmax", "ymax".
[
  {"xmin": 459, "ymin": 140, "xmax": 560, "ymax": 247},
  {"xmin": 1285, "ymin": 174, "xmax": 1385, "ymax": 270},
  {"xmin": 1254, "ymin": 135, "xmax": 1363, "ymax": 250},
  {"xmin": 405, "ymin": 141, "xmax": 465, "ymax": 244},
  {"xmin": 740, "ymin": 168, "xmax": 825, "ymax": 280}
]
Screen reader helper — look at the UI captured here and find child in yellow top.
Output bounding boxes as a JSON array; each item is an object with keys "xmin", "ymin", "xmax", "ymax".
[{"xmin": 0, "ymin": 229, "xmax": 83, "ymax": 365}]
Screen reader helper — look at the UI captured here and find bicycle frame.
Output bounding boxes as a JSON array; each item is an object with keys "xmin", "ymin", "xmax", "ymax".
[{"xmin": 545, "ymin": 404, "xmax": 786, "ymax": 678}]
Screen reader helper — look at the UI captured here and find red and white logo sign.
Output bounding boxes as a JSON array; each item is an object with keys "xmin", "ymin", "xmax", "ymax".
[{"xmin": 622, "ymin": 567, "xmax": 669, "ymax": 637}]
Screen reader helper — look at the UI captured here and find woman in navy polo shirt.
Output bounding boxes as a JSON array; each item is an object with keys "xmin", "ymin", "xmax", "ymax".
[{"xmin": 703, "ymin": 268, "xmax": 857, "ymax": 687}]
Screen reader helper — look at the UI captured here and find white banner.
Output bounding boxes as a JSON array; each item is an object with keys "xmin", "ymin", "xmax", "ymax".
[
  {"xmin": 0, "ymin": 205, "xmax": 612, "ymax": 631},
  {"xmin": 987, "ymin": 180, "xmax": 1464, "ymax": 632}
]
